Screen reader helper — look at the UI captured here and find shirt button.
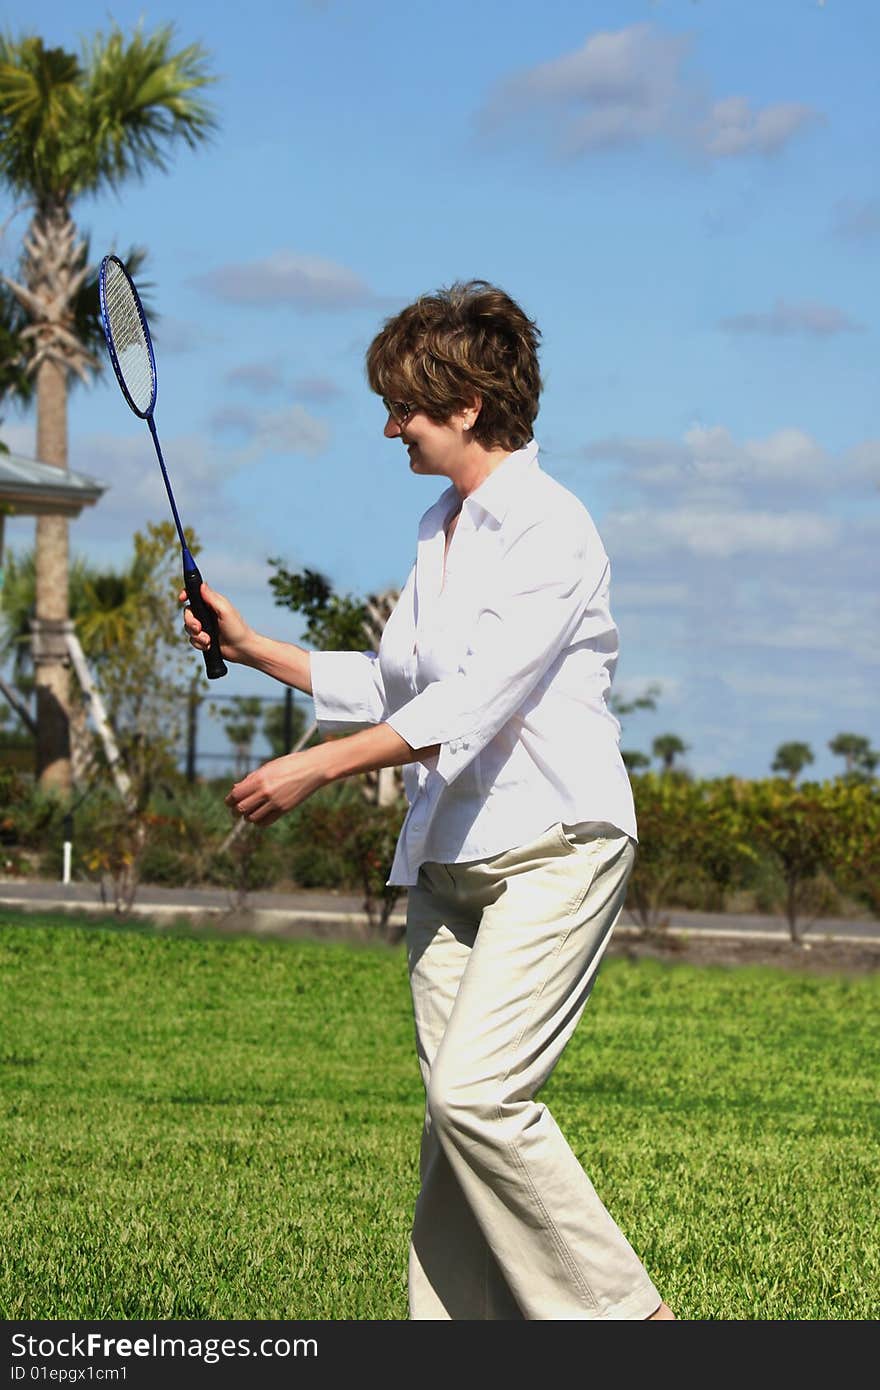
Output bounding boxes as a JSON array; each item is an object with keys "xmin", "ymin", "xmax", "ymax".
[{"xmin": 449, "ymin": 739, "xmax": 459, "ymax": 754}]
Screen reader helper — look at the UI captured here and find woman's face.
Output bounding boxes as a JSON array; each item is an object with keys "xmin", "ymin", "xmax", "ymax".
[{"xmin": 383, "ymin": 402, "xmax": 476, "ymax": 480}]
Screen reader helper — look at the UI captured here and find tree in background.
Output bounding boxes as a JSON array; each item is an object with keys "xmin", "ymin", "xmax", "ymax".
[
  {"xmin": 828, "ymin": 732, "xmax": 879, "ymax": 785},
  {"xmin": 267, "ymin": 563, "xmax": 370, "ymax": 651},
  {"xmin": 0, "ymin": 537, "xmax": 172, "ymax": 782},
  {"xmin": 0, "ymin": 25, "xmax": 216, "ymax": 792},
  {"xmin": 0, "ymin": 546, "xmax": 145, "ymax": 687},
  {"xmin": 740, "ymin": 779, "xmax": 840, "ymax": 944},
  {"xmin": 771, "ymin": 741, "xmax": 815, "ymax": 783},
  {"xmin": 612, "ymin": 679, "xmax": 661, "ymax": 771},
  {"xmin": 0, "ymin": 702, "xmax": 25, "ymax": 767},
  {"xmin": 652, "ymin": 733, "xmax": 690, "ymax": 775},
  {"xmin": 821, "ymin": 779, "xmax": 880, "ymax": 919},
  {"xmin": 262, "ymin": 697, "xmax": 308, "ymax": 760},
  {"xmin": 621, "ymin": 749, "xmax": 650, "ymax": 773},
  {"xmin": 265, "ymin": 559, "xmax": 410, "ymax": 919},
  {"xmin": 627, "ymin": 773, "xmax": 756, "ymax": 931},
  {"xmin": 267, "ymin": 559, "xmax": 403, "ymax": 803},
  {"xmin": 0, "ymin": 280, "xmax": 33, "ymax": 432},
  {"xmin": 220, "ymin": 695, "xmax": 263, "ymax": 780},
  {"xmin": 79, "ymin": 521, "xmax": 202, "ymax": 910}
]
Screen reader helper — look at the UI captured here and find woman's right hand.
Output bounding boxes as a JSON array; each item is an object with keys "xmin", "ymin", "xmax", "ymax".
[{"xmin": 179, "ymin": 582, "xmax": 255, "ymax": 665}]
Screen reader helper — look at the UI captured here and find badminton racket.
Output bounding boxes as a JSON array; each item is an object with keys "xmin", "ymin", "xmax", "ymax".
[{"xmin": 98, "ymin": 254, "xmax": 227, "ymax": 680}]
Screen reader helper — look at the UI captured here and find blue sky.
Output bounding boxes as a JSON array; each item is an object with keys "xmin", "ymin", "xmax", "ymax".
[{"xmin": 1, "ymin": 0, "xmax": 877, "ymax": 780}]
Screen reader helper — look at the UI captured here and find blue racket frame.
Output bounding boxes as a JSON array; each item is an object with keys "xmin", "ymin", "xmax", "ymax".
[
  {"xmin": 98, "ymin": 255, "xmax": 158, "ymax": 420},
  {"xmin": 97, "ymin": 254, "xmax": 228, "ymax": 680}
]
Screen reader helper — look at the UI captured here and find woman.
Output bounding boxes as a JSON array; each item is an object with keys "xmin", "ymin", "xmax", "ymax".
[{"xmin": 182, "ymin": 281, "xmax": 674, "ymax": 1321}]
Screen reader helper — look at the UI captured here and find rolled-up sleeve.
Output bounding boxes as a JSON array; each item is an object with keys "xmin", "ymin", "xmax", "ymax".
[
  {"xmin": 309, "ymin": 649, "xmax": 388, "ymax": 734},
  {"xmin": 386, "ymin": 517, "xmax": 605, "ymax": 783}
]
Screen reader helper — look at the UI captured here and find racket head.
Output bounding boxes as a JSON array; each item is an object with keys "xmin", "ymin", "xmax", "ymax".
[{"xmin": 98, "ymin": 255, "xmax": 157, "ymax": 419}]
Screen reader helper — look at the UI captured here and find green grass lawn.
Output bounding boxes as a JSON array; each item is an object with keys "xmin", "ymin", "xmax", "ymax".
[{"xmin": 0, "ymin": 912, "xmax": 877, "ymax": 1321}]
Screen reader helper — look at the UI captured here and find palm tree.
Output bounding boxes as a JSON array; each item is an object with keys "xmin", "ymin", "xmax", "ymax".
[
  {"xmin": 621, "ymin": 749, "xmax": 651, "ymax": 773},
  {"xmin": 771, "ymin": 741, "xmax": 814, "ymax": 783},
  {"xmin": 652, "ymin": 733, "xmax": 689, "ymax": 773},
  {"xmin": 0, "ymin": 25, "xmax": 216, "ymax": 792},
  {"xmin": 828, "ymin": 732, "xmax": 879, "ymax": 784},
  {"xmin": 0, "ymin": 547, "xmax": 106, "ymax": 689},
  {"xmin": 0, "ymin": 543, "xmax": 161, "ymax": 783},
  {"xmin": 221, "ymin": 697, "xmax": 264, "ymax": 780},
  {"xmin": 609, "ymin": 680, "xmax": 662, "ymax": 721},
  {"xmin": 0, "ymin": 280, "xmax": 33, "ymax": 427}
]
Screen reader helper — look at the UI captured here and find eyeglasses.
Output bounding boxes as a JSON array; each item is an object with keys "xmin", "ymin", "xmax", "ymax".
[{"xmin": 382, "ymin": 398, "xmax": 417, "ymax": 425}]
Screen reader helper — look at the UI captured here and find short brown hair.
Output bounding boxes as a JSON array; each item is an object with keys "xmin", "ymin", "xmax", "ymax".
[{"xmin": 365, "ymin": 280, "xmax": 542, "ymax": 451}]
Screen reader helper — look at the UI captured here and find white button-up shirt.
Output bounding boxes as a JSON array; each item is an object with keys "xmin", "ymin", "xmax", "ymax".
[{"xmin": 309, "ymin": 438, "xmax": 637, "ymax": 886}]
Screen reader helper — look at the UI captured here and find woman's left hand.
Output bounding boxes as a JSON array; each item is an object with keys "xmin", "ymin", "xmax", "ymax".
[{"xmin": 225, "ymin": 747, "xmax": 327, "ymax": 826}]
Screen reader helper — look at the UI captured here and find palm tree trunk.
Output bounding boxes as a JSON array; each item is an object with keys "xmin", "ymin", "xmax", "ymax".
[{"xmin": 34, "ymin": 356, "xmax": 71, "ymax": 793}]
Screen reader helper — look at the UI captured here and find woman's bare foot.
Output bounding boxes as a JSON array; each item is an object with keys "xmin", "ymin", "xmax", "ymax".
[{"xmin": 647, "ymin": 1301, "xmax": 676, "ymax": 1319}]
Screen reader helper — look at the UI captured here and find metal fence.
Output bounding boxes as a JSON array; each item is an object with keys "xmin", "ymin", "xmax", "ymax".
[{"xmin": 181, "ymin": 687, "xmax": 315, "ymax": 781}]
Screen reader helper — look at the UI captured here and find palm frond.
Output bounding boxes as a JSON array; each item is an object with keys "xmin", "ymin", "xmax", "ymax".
[
  {"xmin": 83, "ymin": 23, "xmax": 218, "ymax": 192},
  {"xmin": 0, "ymin": 278, "xmax": 34, "ymax": 414},
  {"xmin": 0, "ymin": 25, "xmax": 217, "ymax": 202},
  {"xmin": 0, "ymin": 36, "xmax": 85, "ymax": 198}
]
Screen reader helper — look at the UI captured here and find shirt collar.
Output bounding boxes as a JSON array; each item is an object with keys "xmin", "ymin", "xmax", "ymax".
[
  {"xmin": 464, "ymin": 438, "xmax": 539, "ymax": 523},
  {"xmin": 422, "ymin": 438, "xmax": 540, "ymax": 534}
]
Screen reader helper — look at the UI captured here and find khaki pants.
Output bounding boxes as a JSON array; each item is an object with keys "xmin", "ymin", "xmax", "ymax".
[{"xmin": 405, "ymin": 820, "xmax": 662, "ymax": 1320}]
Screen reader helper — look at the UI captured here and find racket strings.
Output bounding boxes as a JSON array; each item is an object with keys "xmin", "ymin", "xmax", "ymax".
[{"xmin": 103, "ymin": 260, "xmax": 155, "ymax": 415}]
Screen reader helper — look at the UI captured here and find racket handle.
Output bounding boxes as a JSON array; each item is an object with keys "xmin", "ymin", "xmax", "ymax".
[{"xmin": 184, "ymin": 565, "xmax": 228, "ymax": 680}]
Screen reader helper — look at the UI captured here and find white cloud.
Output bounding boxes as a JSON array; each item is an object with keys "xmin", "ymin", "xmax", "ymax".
[
  {"xmin": 209, "ymin": 402, "xmax": 329, "ymax": 455},
  {"xmin": 151, "ymin": 317, "xmax": 216, "ymax": 355},
  {"xmin": 724, "ymin": 668, "xmax": 877, "ymax": 712},
  {"xmin": 2, "ymin": 410, "xmax": 325, "ymax": 565},
  {"xmin": 248, "ymin": 405, "xmax": 329, "ymax": 457},
  {"xmin": 604, "ymin": 506, "xmax": 839, "ymax": 557},
  {"xmin": 582, "ymin": 435, "xmax": 692, "ymax": 472},
  {"xmin": 838, "ymin": 441, "xmax": 880, "ymax": 489},
  {"xmin": 479, "ymin": 24, "xmax": 689, "ymax": 156},
  {"xmin": 613, "ymin": 672, "xmax": 683, "ymax": 704},
  {"xmin": 209, "ymin": 405, "xmax": 258, "ymax": 438},
  {"xmin": 739, "ymin": 427, "xmax": 828, "ymax": 477},
  {"xmin": 68, "ymin": 432, "xmax": 239, "ymax": 540},
  {"xmin": 205, "ymin": 550, "xmax": 277, "ymax": 594},
  {"xmin": 702, "ymin": 98, "xmax": 817, "ymax": 159},
  {"xmin": 477, "ymin": 23, "xmax": 820, "ymax": 165},
  {"xmin": 293, "ymin": 375, "xmax": 343, "ymax": 402},
  {"xmin": 613, "ymin": 582, "xmax": 691, "ymax": 608},
  {"xmin": 224, "ymin": 361, "xmax": 285, "ymax": 395},
  {"xmin": 720, "ymin": 298, "xmax": 864, "ymax": 336},
  {"xmin": 708, "ymin": 589, "xmax": 880, "ymax": 663},
  {"xmin": 582, "ymin": 423, "xmax": 870, "ymax": 496},
  {"xmin": 191, "ymin": 251, "xmax": 379, "ymax": 311}
]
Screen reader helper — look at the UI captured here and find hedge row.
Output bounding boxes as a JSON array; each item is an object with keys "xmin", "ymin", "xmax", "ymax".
[{"xmin": 1, "ymin": 769, "xmax": 877, "ymax": 940}]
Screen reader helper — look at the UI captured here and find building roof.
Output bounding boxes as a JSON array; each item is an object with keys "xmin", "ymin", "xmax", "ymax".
[{"xmin": 0, "ymin": 451, "xmax": 106, "ymax": 516}]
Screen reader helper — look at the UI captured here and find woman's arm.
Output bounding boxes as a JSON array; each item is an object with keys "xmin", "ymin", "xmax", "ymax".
[
  {"xmin": 224, "ymin": 722, "xmax": 440, "ymax": 826},
  {"xmin": 180, "ymin": 581, "xmax": 312, "ymax": 694},
  {"xmin": 181, "ymin": 586, "xmax": 395, "ymax": 722},
  {"xmin": 236, "ymin": 629, "xmax": 313, "ymax": 695}
]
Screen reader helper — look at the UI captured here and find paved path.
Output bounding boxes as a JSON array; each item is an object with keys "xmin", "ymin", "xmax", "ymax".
[{"xmin": 1, "ymin": 876, "xmax": 877, "ymax": 944}]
